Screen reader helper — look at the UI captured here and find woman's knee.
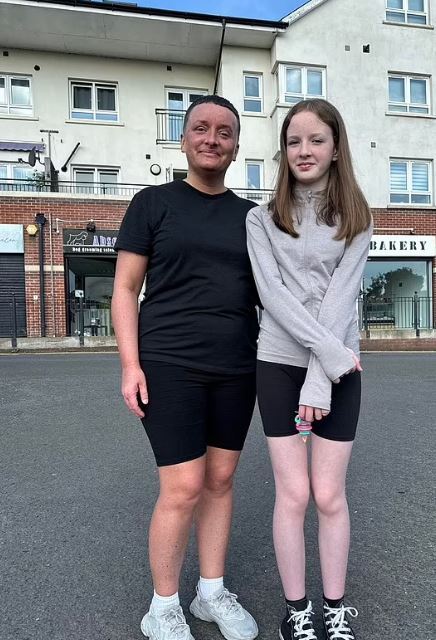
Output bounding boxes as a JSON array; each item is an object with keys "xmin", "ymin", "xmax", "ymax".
[
  {"xmin": 204, "ymin": 464, "xmax": 235, "ymax": 496},
  {"xmin": 158, "ymin": 467, "xmax": 205, "ymax": 511}
]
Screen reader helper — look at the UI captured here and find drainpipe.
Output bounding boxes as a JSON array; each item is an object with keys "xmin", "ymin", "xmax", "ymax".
[
  {"xmin": 213, "ymin": 19, "xmax": 226, "ymax": 95},
  {"xmin": 35, "ymin": 213, "xmax": 47, "ymax": 337},
  {"xmin": 48, "ymin": 212, "xmax": 56, "ymax": 336}
]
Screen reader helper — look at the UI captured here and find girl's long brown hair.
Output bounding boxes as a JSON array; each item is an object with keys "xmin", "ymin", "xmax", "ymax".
[{"xmin": 269, "ymin": 99, "xmax": 371, "ymax": 243}]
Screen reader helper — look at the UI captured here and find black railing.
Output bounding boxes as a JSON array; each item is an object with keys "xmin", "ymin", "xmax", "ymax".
[
  {"xmin": 68, "ymin": 298, "xmax": 113, "ymax": 343},
  {"xmin": 358, "ymin": 295, "xmax": 433, "ymax": 333},
  {"xmin": 0, "ymin": 178, "xmax": 273, "ymax": 202},
  {"xmin": 155, "ymin": 108, "xmax": 186, "ymax": 143}
]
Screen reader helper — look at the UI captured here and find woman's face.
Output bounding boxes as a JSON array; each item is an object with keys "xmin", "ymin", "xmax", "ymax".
[{"xmin": 285, "ymin": 110, "xmax": 337, "ymax": 191}]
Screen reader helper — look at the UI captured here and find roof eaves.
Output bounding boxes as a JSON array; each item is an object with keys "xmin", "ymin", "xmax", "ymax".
[{"xmin": 281, "ymin": 0, "xmax": 330, "ymax": 24}]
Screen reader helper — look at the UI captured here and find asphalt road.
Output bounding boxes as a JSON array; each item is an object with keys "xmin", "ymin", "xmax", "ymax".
[{"xmin": 1, "ymin": 353, "xmax": 435, "ymax": 640}]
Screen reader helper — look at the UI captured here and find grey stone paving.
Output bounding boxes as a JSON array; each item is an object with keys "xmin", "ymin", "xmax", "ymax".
[{"xmin": 1, "ymin": 353, "xmax": 435, "ymax": 640}]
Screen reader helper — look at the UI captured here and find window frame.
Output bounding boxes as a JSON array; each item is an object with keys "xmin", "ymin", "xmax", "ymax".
[
  {"xmin": 69, "ymin": 80, "xmax": 119, "ymax": 122},
  {"xmin": 72, "ymin": 166, "xmax": 120, "ymax": 194},
  {"xmin": 243, "ymin": 73, "xmax": 263, "ymax": 114},
  {"xmin": 389, "ymin": 158, "xmax": 433, "ymax": 205},
  {"xmin": 388, "ymin": 73, "xmax": 431, "ymax": 114},
  {"xmin": 278, "ymin": 64, "xmax": 326, "ymax": 104},
  {"xmin": 385, "ymin": 0, "xmax": 429, "ymax": 25},
  {"xmin": 245, "ymin": 160, "xmax": 264, "ymax": 190},
  {"xmin": 0, "ymin": 74, "xmax": 33, "ymax": 117}
]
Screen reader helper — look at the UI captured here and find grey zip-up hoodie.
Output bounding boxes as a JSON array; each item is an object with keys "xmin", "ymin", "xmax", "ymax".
[{"xmin": 246, "ymin": 189, "xmax": 373, "ymax": 411}]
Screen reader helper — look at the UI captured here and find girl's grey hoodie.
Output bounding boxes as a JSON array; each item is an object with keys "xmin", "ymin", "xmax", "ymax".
[{"xmin": 246, "ymin": 190, "xmax": 373, "ymax": 411}]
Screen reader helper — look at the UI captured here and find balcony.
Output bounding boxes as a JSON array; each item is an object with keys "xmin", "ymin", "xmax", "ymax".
[
  {"xmin": 0, "ymin": 178, "xmax": 273, "ymax": 202},
  {"xmin": 156, "ymin": 108, "xmax": 186, "ymax": 144}
]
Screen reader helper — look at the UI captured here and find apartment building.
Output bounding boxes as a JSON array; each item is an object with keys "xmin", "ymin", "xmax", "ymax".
[{"xmin": 0, "ymin": 0, "xmax": 435, "ymax": 338}]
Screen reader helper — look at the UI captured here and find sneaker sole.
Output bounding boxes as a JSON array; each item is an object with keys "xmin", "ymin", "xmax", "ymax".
[{"xmin": 189, "ymin": 601, "xmax": 258, "ymax": 640}]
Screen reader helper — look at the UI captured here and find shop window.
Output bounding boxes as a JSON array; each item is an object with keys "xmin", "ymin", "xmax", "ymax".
[
  {"xmin": 388, "ymin": 74, "xmax": 430, "ymax": 114},
  {"xmin": 70, "ymin": 80, "xmax": 118, "ymax": 122},
  {"xmin": 386, "ymin": 0, "xmax": 428, "ymax": 25},
  {"xmin": 390, "ymin": 159, "xmax": 432, "ymax": 204},
  {"xmin": 278, "ymin": 65, "xmax": 325, "ymax": 104},
  {"xmin": 0, "ymin": 74, "xmax": 33, "ymax": 117},
  {"xmin": 243, "ymin": 74, "xmax": 263, "ymax": 113}
]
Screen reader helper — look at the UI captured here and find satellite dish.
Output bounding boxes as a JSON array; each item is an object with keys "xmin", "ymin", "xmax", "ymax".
[{"xmin": 28, "ymin": 147, "xmax": 37, "ymax": 167}]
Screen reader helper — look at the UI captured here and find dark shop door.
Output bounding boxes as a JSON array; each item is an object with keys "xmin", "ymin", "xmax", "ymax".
[{"xmin": 0, "ymin": 253, "xmax": 27, "ymax": 337}]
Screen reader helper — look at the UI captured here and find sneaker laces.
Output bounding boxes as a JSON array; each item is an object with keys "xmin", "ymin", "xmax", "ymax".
[
  {"xmin": 161, "ymin": 606, "xmax": 191, "ymax": 638},
  {"xmin": 324, "ymin": 603, "xmax": 358, "ymax": 640},
  {"xmin": 286, "ymin": 601, "xmax": 316, "ymax": 640},
  {"xmin": 211, "ymin": 588, "xmax": 245, "ymax": 620}
]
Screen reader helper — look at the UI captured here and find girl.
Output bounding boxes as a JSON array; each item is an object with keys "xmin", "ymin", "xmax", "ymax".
[{"xmin": 246, "ymin": 99, "xmax": 372, "ymax": 640}]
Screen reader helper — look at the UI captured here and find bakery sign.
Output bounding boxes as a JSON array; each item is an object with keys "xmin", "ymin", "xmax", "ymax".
[
  {"xmin": 369, "ymin": 235, "xmax": 436, "ymax": 258},
  {"xmin": 63, "ymin": 228, "xmax": 118, "ymax": 254}
]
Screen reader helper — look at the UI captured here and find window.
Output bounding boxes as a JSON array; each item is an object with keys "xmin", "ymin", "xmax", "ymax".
[
  {"xmin": 70, "ymin": 81, "xmax": 118, "ymax": 122},
  {"xmin": 165, "ymin": 88, "xmax": 208, "ymax": 141},
  {"xmin": 386, "ymin": 0, "xmax": 428, "ymax": 25},
  {"xmin": 243, "ymin": 74, "xmax": 263, "ymax": 113},
  {"xmin": 0, "ymin": 163, "xmax": 37, "ymax": 190},
  {"xmin": 246, "ymin": 161, "xmax": 264, "ymax": 190},
  {"xmin": 0, "ymin": 75, "xmax": 32, "ymax": 116},
  {"xmin": 388, "ymin": 74, "xmax": 430, "ymax": 114},
  {"xmin": 73, "ymin": 167, "xmax": 119, "ymax": 194},
  {"xmin": 390, "ymin": 159, "xmax": 432, "ymax": 204},
  {"xmin": 279, "ymin": 65, "xmax": 325, "ymax": 104}
]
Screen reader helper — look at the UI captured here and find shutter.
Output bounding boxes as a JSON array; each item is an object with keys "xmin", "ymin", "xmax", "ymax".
[{"xmin": 0, "ymin": 254, "xmax": 27, "ymax": 337}]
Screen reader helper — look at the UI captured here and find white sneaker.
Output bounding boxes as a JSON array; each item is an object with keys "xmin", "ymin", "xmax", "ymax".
[
  {"xmin": 189, "ymin": 587, "xmax": 258, "ymax": 640},
  {"xmin": 140, "ymin": 605, "xmax": 195, "ymax": 640}
]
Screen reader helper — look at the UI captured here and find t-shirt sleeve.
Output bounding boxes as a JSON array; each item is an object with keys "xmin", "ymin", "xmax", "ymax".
[{"xmin": 114, "ymin": 188, "xmax": 156, "ymax": 256}]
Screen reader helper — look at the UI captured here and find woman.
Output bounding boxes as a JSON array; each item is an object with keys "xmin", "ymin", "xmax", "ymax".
[{"xmin": 246, "ymin": 98, "xmax": 372, "ymax": 640}]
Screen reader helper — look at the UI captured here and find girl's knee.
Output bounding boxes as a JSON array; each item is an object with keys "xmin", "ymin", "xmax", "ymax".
[{"xmin": 312, "ymin": 484, "xmax": 347, "ymax": 517}]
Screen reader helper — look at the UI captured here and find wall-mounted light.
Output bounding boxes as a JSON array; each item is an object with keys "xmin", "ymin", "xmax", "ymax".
[
  {"xmin": 26, "ymin": 223, "xmax": 39, "ymax": 236},
  {"xmin": 86, "ymin": 220, "xmax": 96, "ymax": 233},
  {"xmin": 150, "ymin": 163, "xmax": 162, "ymax": 176}
]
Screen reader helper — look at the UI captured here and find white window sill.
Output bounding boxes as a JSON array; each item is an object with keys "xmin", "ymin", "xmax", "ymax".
[
  {"xmin": 65, "ymin": 119, "xmax": 124, "ymax": 126},
  {"xmin": 242, "ymin": 112, "xmax": 267, "ymax": 118},
  {"xmin": 0, "ymin": 115, "xmax": 38, "ymax": 121},
  {"xmin": 387, "ymin": 203, "xmax": 435, "ymax": 209},
  {"xmin": 383, "ymin": 20, "xmax": 433, "ymax": 30},
  {"xmin": 385, "ymin": 111, "xmax": 436, "ymax": 120}
]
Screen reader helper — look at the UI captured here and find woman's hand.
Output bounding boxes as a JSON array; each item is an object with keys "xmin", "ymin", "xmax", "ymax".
[
  {"xmin": 299, "ymin": 405, "xmax": 330, "ymax": 422},
  {"xmin": 121, "ymin": 364, "xmax": 148, "ymax": 418},
  {"xmin": 333, "ymin": 349, "xmax": 363, "ymax": 383}
]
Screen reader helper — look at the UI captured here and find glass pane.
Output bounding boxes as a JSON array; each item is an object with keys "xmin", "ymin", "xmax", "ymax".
[
  {"xmin": 285, "ymin": 95, "xmax": 300, "ymax": 104},
  {"xmin": 244, "ymin": 98, "xmax": 261, "ymax": 113},
  {"xmin": 410, "ymin": 79, "xmax": 427, "ymax": 104},
  {"xmin": 10, "ymin": 78, "xmax": 31, "ymax": 105},
  {"xmin": 188, "ymin": 93, "xmax": 205, "ymax": 105},
  {"xmin": 167, "ymin": 112, "xmax": 183, "ymax": 141},
  {"xmin": 95, "ymin": 112, "xmax": 118, "ymax": 121},
  {"xmin": 0, "ymin": 78, "xmax": 5, "ymax": 104},
  {"xmin": 412, "ymin": 163, "xmax": 428, "ymax": 191},
  {"xmin": 286, "ymin": 68, "xmax": 301, "ymax": 94},
  {"xmin": 386, "ymin": 10, "xmax": 405, "ymax": 20},
  {"xmin": 407, "ymin": 13, "xmax": 426, "ymax": 22},
  {"xmin": 390, "ymin": 193, "xmax": 410, "ymax": 203},
  {"xmin": 388, "ymin": 103, "xmax": 408, "ymax": 112},
  {"xmin": 0, "ymin": 165, "xmax": 7, "ymax": 179},
  {"xmin": 247, "ymin": 163, "xmax": 261, "ymax": 189},
  {"xmin": 411, "ymin": 194, "xmax": 431, "ymax": 203},
  {"xmin": 390, "ymin": 162, "xmax": 407, "ymax": 190},
  {"xmin": 245, "ymin": 76, "xmax": 260, "ymax": 98},
  {"xmin": 72, "ymin": 111, "xmax": 94, "ymax": 120},
  {"xmin": 97, "ymin": 87, "xmax": 115, "ymax": 111},
  {"xmin": 98, "ymin": 171, "xmax": 118, "ymax": 184},
  {"xmin": 409, "ymin": 106, "xmax": 429, "ymax": 113},
  {"xmin": 389, "ymin": 77, "xmax": 405, "ymax": 102},
  {"xmin": 13, "ymin": 166, "xmax": 33, "ymax": 180},
  {"xmin": 307, "ymin": 70, "xmax": 322, "ymax": 95},
  {"xmin": 387, "ymin": 0, "xmax": 403, "ymax": 7},
  {"xmin": 73, "ymin": 85, "xmax": 92, "ymax": 110},
  {"xmin": 409, "ymin": 0, "xmax": 424, "ymax": 11},
  {"xmin": 167, "ymin": 92, "xmax": 183, "ymax": 110}
]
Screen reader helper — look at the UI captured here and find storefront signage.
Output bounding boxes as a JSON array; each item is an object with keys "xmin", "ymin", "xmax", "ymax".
[
  {"xmin": 369, "ymin": 235, "xmax": 436, "ymax": 258},
  {"xmin": 0, "ymin": 224, "xmax": 24, "ymax": 253},
  {"xmin": 63, "ymin": 228, "xmax": 118, "ymax": 254}
]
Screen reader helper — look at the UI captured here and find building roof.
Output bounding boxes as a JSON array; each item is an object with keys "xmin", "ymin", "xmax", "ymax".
[{"xmin": 0, "ymin": 0, "xmax": 287, "ymax": 66}]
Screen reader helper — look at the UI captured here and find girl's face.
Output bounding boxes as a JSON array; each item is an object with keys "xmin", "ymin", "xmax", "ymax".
[{"xmin": 285, "ymin": 111, "xmax": 337, "ymax": 191}]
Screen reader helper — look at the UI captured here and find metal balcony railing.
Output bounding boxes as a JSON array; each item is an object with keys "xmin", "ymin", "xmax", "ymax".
[{"xmin": 156, "ymin": 108, "xmax": 185, "ymax": 143}]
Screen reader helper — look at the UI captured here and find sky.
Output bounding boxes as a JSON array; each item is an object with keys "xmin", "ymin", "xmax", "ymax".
[{"xmin": 112, "ymin": 0, "xmax": 310, "ymax": 21}]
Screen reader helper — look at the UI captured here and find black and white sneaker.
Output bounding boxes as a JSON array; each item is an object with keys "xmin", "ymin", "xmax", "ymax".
[
  {"xmin": 323, "ymin": 601, "xmax": 358, "ymax": 640},
  {"xmin": 279, "ymin": 600, "xmax": 317, "ymax": 640}
]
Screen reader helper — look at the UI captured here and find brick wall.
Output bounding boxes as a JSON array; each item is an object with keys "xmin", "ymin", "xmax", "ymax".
[{"xmin": 1, "ymin": 195, "xmax": 435, "ymax": 337}]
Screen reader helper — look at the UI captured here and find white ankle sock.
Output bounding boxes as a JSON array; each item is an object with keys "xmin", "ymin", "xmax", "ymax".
[
  {"xmin": 198, "ymin": 576, "xmax": 224, "ymax": 599},
  {"xmin": 151, "ymin": 590, "xmax": 179, "ymax": 614}
]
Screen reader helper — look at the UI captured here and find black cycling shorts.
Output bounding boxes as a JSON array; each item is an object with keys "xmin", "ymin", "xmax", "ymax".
[
  {"xmin": 139, "ymin": 360, "xmax": 257, "ymax": 467},
  {"xmin": 257, "ymin": 360, "xmax": 361, "ymax": 442}
]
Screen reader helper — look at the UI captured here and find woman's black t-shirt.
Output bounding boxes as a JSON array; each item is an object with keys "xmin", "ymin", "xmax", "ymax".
[{"xmin": 115, "ymin": 180, "xmax": 259, "ymax": 373}]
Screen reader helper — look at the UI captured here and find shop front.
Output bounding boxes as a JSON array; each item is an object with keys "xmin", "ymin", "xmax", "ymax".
[
  {"xmin": 0, "ymin": 224, "xmax": 26, "ymax": 337},
  {"xmin": 362, "ymin": 235, "xmax": 435, "ymax": 329},
  {"xmin": 63, "ymin": 228, "xmax": 118, "ymax": 336}
]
